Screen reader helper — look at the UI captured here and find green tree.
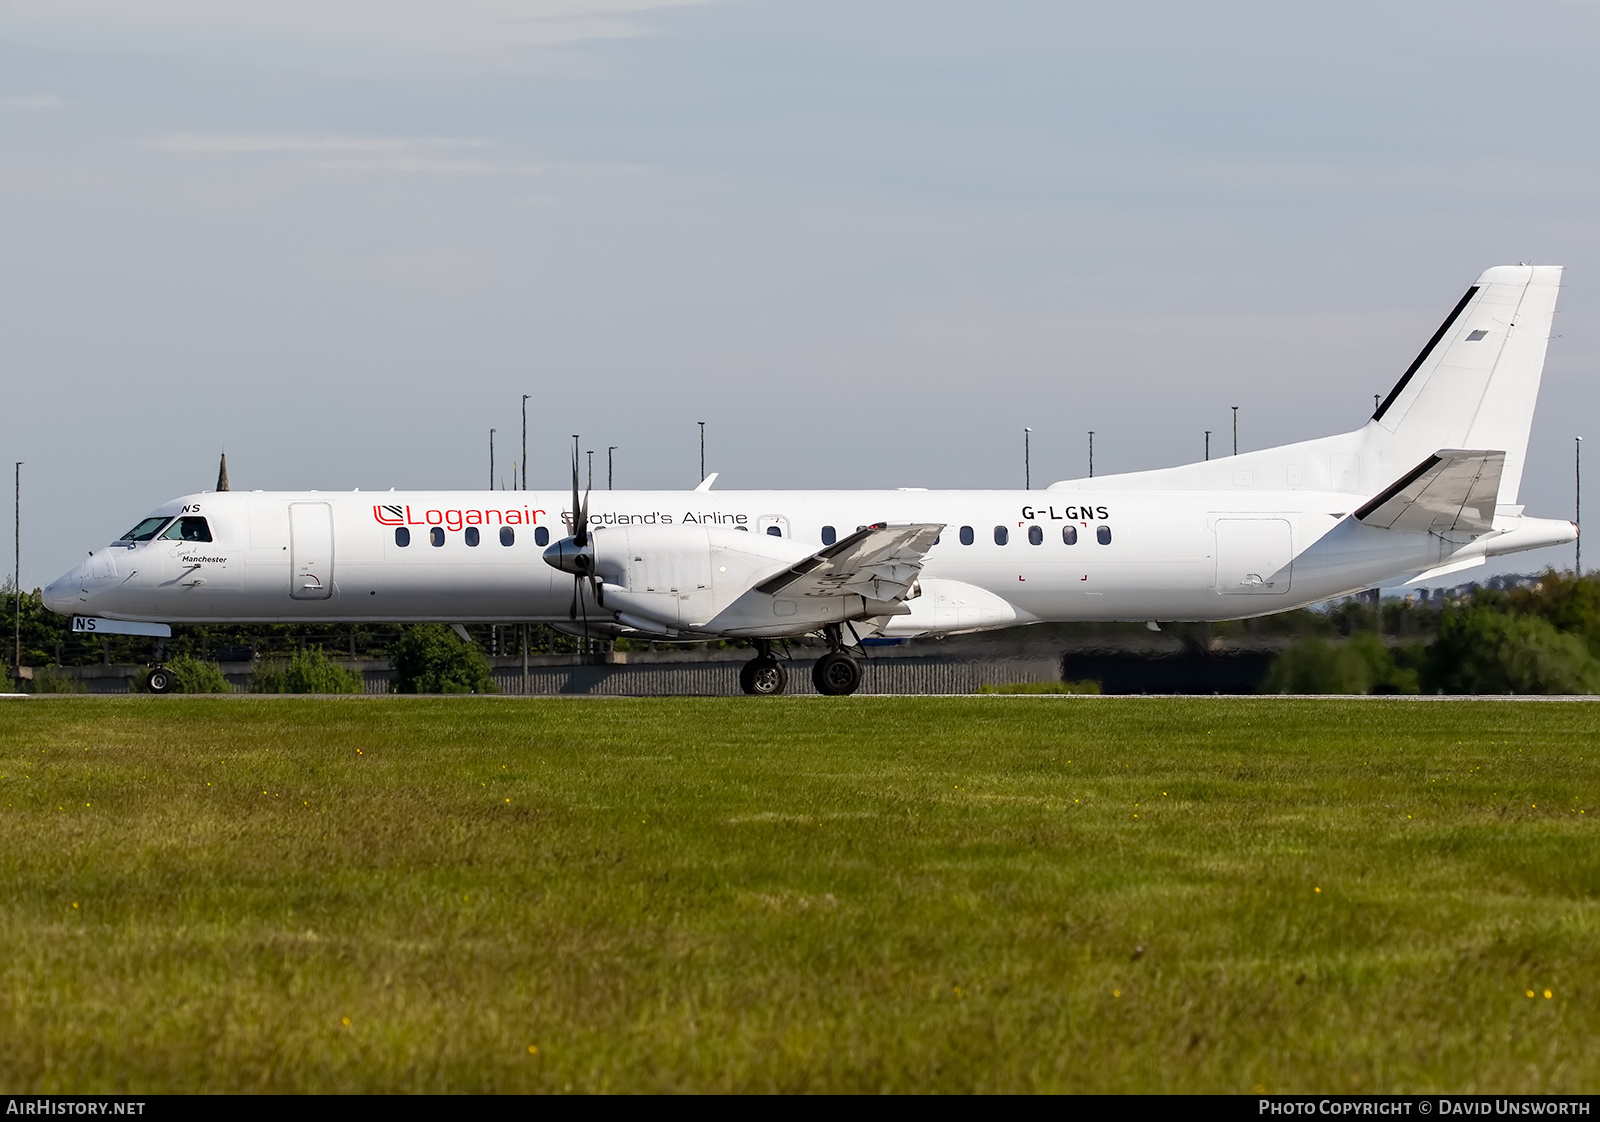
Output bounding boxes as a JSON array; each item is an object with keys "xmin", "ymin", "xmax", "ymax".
[
  {"xmin": 146, "ymin": 654, "xmax": 234, "ymax": 694},
  {"xmin": 390, "ymin": 625, "xmax": 496, "ymax": 695},
  {"xmin": 1504, "ymin": 570, "xmax": 1600, "ymax": 652},
  {"xmin": 28, "ymin": 669, "xmax": 87, "ymax": 694},
  {"xmin": 253, "ymin": 647, "xmax": 365, "ymax": 694},
  {"xmin": 1424, "ymin": 604, "xmax": 1600, "ymax": 694},
  {"xmin": 1262, "ymin": 632, "xmax": 1420, "ymax": 695},
  {"xmin": 1262, "ymin": 637, "xmax": 1374, "ymax": 694}
]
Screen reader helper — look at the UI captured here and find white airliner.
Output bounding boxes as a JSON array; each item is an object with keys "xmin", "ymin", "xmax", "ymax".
[{"xmin": 44, "ymin": 265, "xmax": 1577, "ymax": 695}]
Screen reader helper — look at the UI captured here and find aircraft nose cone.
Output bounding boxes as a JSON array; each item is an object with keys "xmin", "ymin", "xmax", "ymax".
[{"xmin": 41, "ymin": 567, "xmax": 84, "ymax": 614}]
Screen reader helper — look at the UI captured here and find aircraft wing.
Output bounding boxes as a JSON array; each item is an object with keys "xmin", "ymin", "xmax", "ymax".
[
  {"xmin": 1355, "ymin": 449, "xmax": 1505, "ymax": 534},
  {"xmin": 754, "ymin": 523, "xmax": 945, "ymax": 602}
]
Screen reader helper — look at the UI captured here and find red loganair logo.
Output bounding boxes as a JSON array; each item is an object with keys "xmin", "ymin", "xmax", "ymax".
[{"xmin": 373, "ymin": 503, "xmax": 546, "ymax": 532}]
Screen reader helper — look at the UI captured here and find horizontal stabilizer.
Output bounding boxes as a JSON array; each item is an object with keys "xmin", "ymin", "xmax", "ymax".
[
  {"xmin": 1355, "ymin": 449, "xmax": 1504, "ymax": 534},
  {"xmin": 1404, "ymin": 555, "xmax": 1486, "ymax": 586},
  {"xmin": 755, "ymin": 522, "xmax": 944, "ymax": 602}
]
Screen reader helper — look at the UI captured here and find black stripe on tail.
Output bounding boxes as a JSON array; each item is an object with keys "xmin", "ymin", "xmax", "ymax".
[{"xmin": 1372, "ymin": 285, "xmax": 1479, "ymax": 422}]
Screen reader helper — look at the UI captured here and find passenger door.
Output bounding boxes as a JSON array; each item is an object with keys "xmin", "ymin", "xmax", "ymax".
[{"xmin": 289, "ymin": 502, "xmax": 335, "ymax": 600}]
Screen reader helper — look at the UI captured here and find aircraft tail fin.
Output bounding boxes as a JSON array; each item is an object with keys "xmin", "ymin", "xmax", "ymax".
[{"xmin": 1368, "ymin": 265, "xmax": 1562, "ymax": 507}]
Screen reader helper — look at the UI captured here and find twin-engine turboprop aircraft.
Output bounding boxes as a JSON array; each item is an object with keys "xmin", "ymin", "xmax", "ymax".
[{"xmin": 44, "ymin": 266, "xmax": 1577, "ymax": 695}]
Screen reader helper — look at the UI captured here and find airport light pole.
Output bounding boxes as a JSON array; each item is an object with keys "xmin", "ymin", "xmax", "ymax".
[
  {"xmin": 1578, "ymin": 436, "xmax": 1584, "ymax": 576},
  {"xmin": 521, "ymin": 395, "xmax": 530, "ymax": 490},
  {"xmin": 1087, "ymin": 431, "xmax": 1094, "ymax": 479},
  {"xmin": 1205, "ymin": 431, "xmax": 1211, "ymax": 461},
  {"xmin": 698, "ymin": 421, "xmax": 705, "ymax": 483},
  {"xmin": 489, "ymin": 429, "xmax": 496, "ymax": 490},
  {"xmin": 1232, "ymin": 406, "xmax": 1238, "ymax": 456},
  {"xmin": 608, "ymin": 446, "xmax": 617, "ymax": 490},
  {"xmin": 1024, "ymin": 428, "xmax": 1031, "ymax": 490},
  {"xmin": 587, "ymin": 450, "xmax": 594, "ymax": 492},
  {"xmin": 13, "ymin": 462, "xmax": 20, "ymax": 680}
]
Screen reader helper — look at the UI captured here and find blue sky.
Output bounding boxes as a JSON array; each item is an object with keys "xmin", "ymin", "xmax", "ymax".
[{"xmin": 3, "ymin": 0, "xmax": 1598, "ymax": 586}]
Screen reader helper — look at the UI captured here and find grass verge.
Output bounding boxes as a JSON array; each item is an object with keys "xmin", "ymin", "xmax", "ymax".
[{"xmin": 1, "ymin": 696, "xmax": 1596, "ymax": 1093}]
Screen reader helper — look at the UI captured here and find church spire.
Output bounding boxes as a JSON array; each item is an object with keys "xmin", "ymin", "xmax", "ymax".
[{"xmin": 216, "ymin": 453, "xmax": 230, "ymax": 492}]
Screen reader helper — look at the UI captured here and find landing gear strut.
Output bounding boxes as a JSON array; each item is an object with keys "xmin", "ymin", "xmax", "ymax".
[
  {"xmin": 811, "ymin": 624, "xmax": 864, "ymax": 696},
  {"xmin": 739, "ymin": 639, "xmax": 788, "ymax": 696}
]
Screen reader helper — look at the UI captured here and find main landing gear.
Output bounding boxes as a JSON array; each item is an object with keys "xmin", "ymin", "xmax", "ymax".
[
  {"xmin": 739, "ymin": 640, "xmax": 788, "ymax": 696},
  {"xmin": 811, "ymin": 625, "xmax": 863, "ymax": 695},
  {"xmin": 811, "ymin": 650, "xmax": 862, "ymax": 696},
  {"xmin": 738, "ymin": 629, "xmax": 865, "ymax": 697}
]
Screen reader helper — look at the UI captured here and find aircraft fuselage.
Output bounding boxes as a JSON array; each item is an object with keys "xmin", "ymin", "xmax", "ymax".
[{"xmin": 42, "ymin": 486, "xmax": 1574, "ymax": 632}]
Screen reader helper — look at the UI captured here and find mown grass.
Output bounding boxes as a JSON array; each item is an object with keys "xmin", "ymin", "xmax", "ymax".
[{"xmin": 0, "ymin": 696, "xmax": 1596, "ymax": 1093}]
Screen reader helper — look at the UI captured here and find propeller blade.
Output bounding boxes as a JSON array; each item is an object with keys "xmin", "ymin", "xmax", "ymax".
[
  {"xmin": 570, "ymin": 443, "xmax": 582, "ymax": 544},
  {"xmin": 578, "ymin": 568, "xmax": 590, "ymax": 660},
  {"xmin": 568, "ymin": 576, "xmax": 578, "ymax": 621},
  {"xmin": 576, "ymin": 484, "xmax": 590, "ymax": 548}
]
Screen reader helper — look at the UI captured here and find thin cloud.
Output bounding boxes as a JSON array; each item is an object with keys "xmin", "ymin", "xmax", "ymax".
[
  {"xmin": 159, "ymin": 133, "xmax": 489, "ymax": 153},
  {"xmin": 2, "ymin": 1, "xmax": 712, "ymax": 54},
  {"xmin": 0, "ymin": 94, "xmax": 62, "ymax": 108},
  {"xmin": 318, "ymin": 158, "xmax": 499, "ymax": 174}
]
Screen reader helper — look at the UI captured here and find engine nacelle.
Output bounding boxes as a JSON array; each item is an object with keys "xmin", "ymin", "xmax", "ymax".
[
  {"xmin": 545, "ymin": 524, "xmax": 937, "ymax": 638},
  {"xmin": 578, "ymin": 525, "xmax": 814, "ymax": 634}
]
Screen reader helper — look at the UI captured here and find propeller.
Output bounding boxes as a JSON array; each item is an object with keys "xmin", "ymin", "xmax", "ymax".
[{"xmin": 553, "ymin": 443, "xmax": 605, "ymax": 659}]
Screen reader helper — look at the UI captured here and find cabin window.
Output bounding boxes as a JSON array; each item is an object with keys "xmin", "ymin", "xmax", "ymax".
[
  {"xmin": 1028, "ymin": 525, "xmax": 1043, "ymax": 546},
  {"xmin": 1062, "ymin": 526, "xmax": 1077, "ymax": 546},
  {"xmin": 120, "ymin": 516, "xmax": 172, "ymax": 542},
  {"xmin": 394, "ymin": 527, "xmax": 410, "ymax": 547},
  {"xmin": 766, "ymin": 525, "xmax": 782, "ymax": 537},
  {"xmin": 822, "ymin": 525, "xmax": 836, "ymax": 546},
  {"xmin": 500, "ymin": 526, "xmax": 515, "ymax": 546},
  {"xmin": 1097, "ymin": 525, "xmax": 1112, "ymax": 545},
  {"xmin": 159, "ymin": 516, "xmax": 213, "ymax": 543},
  {"xmin": 959, "ymin": 526, "xmax": 974, "ymax": 546},
  {"xmin": 430, "ymin": 527, "xmax": 445, "ymax": 547},
  {"xmin": 534, "ymin": 526, "xmax": 549, "ymax": 547},
  {"xmin": 994, "ymin": 526, "xmax": 1009, "ymax": 546},
  {"xmin": 464, "ymin": 527, "xmax": 480, "ymax": 547}
]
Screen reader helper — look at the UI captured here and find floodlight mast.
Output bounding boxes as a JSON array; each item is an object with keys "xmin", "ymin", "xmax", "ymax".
[
  {"xmin": 521, "ymin": 395, "xmax": 530, "ymax": 490},
  {"xmin": 12, "ymin": 462, "xmax": 20, "ymax": 681}
]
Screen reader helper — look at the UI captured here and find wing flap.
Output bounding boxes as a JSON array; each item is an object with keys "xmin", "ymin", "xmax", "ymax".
[
  {"xmin": 755, "ymin": 523, "xmax": 945, "ymax": 601},
  {"xmin": 1355, "ymin": 449, "xmax": 1505, "ymax": 534}
]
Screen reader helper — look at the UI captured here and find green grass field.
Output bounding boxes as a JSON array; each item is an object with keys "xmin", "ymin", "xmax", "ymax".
[{"xmin": 0, "ymin": 696, "xmax": 1596, "ymax": 1093}]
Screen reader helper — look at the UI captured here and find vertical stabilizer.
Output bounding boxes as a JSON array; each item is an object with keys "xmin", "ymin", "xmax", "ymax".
[{"xmin": 1369, "ymin": 265, "xmax": 1562, "ymax": 506}]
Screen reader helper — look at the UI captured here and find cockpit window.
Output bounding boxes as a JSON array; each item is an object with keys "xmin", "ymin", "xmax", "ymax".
[
  {"xmin": 159, "ymin": 516, "xmax": 213, "ymax": 543},
  {"xmin": 120, "ymin": 517, "xmax": 173, "ymax": 542}
]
